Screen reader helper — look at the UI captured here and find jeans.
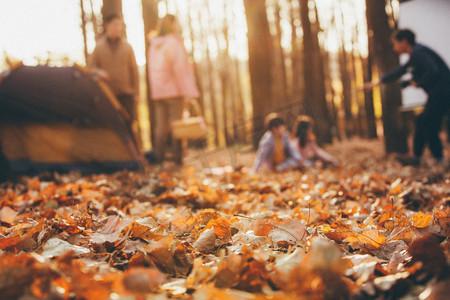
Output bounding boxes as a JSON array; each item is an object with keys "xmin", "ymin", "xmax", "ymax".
[{"xmin": 153, "ymin": 98, "xmax": 184, "ymax": 164}]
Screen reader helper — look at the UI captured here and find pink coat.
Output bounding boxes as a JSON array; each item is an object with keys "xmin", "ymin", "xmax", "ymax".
[{"xmin": 148, "ymin": 34, "xmax": 200, "ymax": 100}]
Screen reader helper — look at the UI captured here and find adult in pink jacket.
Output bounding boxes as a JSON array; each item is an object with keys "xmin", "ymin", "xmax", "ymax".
[{"xmin": 148, "ymin": 14, "xmax": 200, "ymax": 165}]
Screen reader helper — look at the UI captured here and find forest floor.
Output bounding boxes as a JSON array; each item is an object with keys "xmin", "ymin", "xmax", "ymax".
[{"xmin": 0, "ymin": 138, "xmax": 449, "ymax": 299}]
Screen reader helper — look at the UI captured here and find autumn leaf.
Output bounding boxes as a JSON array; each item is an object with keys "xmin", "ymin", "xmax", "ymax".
[
  {"xmin": 268, "ymin": 219, "xmax": 306, "ymax": 244},
  {"xmin": 194, "ymin": 227, "xmax": 216, "ymax": 253},
  {"xmin": 122, "ymin": 267, "xmax": 166, "ymax": 293},
  {"xmin": 411, "ymin": 212, "xmax": 432, "ymax": 228},
  {"xmin": 0, "ymin": 206, "xmax": 17, "ymax": 224},
  {"xmin": 253, "ymin": 218, "xmax": 274, "ymax": 236},
  {"xmin": 344, "ymin": 229, "xmax": 386, "ymax": 250},
  {"xmin": 204, "ymin": 217, "xmax": 232, "ymax": 243}
]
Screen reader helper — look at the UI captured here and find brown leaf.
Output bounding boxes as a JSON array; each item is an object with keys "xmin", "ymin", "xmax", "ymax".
[
  {"xmin": 193, "ymin": 227, "xmax": 216, "ymax": 253},
  {"xmin": 253, "ymin": 219, "xmax": 275, "ymax": 236},
  {"xmin": 0, "ymin": 206, "xmax": 17, "ymax": 224},
  {"xmin": 122, "ymin": 267, "xmax": 166, "ymax": 293},
  {"xmin": 268, "ymin": 219, "xmax": 306, "ymax": 244}
]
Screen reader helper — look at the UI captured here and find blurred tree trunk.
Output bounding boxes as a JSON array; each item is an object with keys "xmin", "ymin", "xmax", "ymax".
[
  {"xmin": 289, "ymin": 0, "xmax": 304, "ymax": 114},
  {"xmin": 243, "ymin": 0, "xmax": 274, "ymax": 148},
  {"xmin": 273, "ymin": 2, "xmax": 289, "ymax": 106},
  {"xmin": 289, "ymin": 0, "xmax": 303, "ymax": 109},
  {"xmin": 298, "ymin": 0, "xmax": 332, "ymax": 144},
  {"xmin": 141, "ymin": 0, "xmax": 158, "ymax": 147},
  {"xmin": 366, "ymin": 0, "xmax": 408, "ymax": 154},
  {"xmin": 339, "ymin": 48, "xmax": 354, "ymax": 138},
  {"xmin": 101, "ymin": 0, "xmax": 122, "ymax": 20},
  {"xmin": 338, "ymin": 3, "xmax": 354, "ymax": 138},
  {"xmin": 363, "ymin": 56, "xmax": 378, "ymax": 139},
  {"xmin": 220, "ymin": 1, "xmax": 233, "ymax": 145},
  {"xmin": 88, "ymin": 0, "xmax": 101, "ymax": 40},
  {"xmin": 198, "ymin": 1, "xmax": 220, "ymax": 147},
  {"xmin": 80, "ymin": 0, "xmax": 89, "ymax": 64}
]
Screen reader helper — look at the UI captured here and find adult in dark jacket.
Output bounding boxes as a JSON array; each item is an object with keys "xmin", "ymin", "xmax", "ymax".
[{"xmin": 364, "ymin": 29, "xmax": 450, "ymax": 166}]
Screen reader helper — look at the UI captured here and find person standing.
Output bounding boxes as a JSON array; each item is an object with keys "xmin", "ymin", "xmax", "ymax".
[
  {"xmin": 88, "ymin": 14, "xmax": 140, "ymax": 128},
  {"xmin": 147, "ymin": 14, "xmax": 200, "ymax": 165},
  {"xmin": 364, "ymin": 29, "xmax": 450, "ymax": 166}
]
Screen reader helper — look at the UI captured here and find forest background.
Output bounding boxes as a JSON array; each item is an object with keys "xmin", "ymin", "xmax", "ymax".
[{"xmin": 1, "ymin": 0, "xmax": 415, "ymax": 156}]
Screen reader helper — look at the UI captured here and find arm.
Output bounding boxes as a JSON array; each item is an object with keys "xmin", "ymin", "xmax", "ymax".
[
  {"xmin": 252, "ymin": 133, "xmax": 274, "ymax": 172},
  {"xmin": 380, "ymin": 64, "xmax": 408, "ymax": 84},
  {"xmin": 87, "ymin": 46, "xmax": 110, "ymax": 81},
  {"xmin": 311, "ymin": 142, "xmax": 340, "ymax": 166},
  {"xmin": 363, "ymin": 64, "xmax": 408, "ymax": 91},
  {"xmin": 287, "ymin": 137, "xmax": 302, "ymax": 162}
]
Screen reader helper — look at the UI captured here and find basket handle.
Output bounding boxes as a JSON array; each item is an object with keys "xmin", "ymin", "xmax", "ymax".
[{"xmin": 183, "ymin": 99, "xmax": 202, "ymax": 118}]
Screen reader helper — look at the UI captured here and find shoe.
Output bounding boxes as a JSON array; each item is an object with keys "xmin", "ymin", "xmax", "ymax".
[{"xmin": 396, "ymin": 156, "xmax": 420, "ymax": 167}]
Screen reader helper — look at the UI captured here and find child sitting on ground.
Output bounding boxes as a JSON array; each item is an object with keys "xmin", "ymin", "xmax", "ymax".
[
  {"xmin": 291, "ymin": 115, "xmax": 340, "ymax": 168},
  {"xmin": 252, "ymin": 113, "xmax": 300, "ymax": 172}
]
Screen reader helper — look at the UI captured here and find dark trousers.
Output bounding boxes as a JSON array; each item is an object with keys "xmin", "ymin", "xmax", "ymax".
[
  {"xmin": 413, "ymin": 87, "xmax": 449, "ymax": 160},
  {"xmin": 116, "ymin": 94, "xmax": 136, "ymax": 123},
  {"xmin": 116, "ymin": 95, "xmax": 137, "ymax": 131}
]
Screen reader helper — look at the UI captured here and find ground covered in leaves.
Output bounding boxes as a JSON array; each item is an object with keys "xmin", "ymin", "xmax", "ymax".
[{"xmin": 1, "ymin": 139, "xmax": 449, "ymax": 300}]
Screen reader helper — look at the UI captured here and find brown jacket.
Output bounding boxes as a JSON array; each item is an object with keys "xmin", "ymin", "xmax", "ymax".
[{"xmin": 88, "ymin": 37, "xmax": 139, "ymax": 96}]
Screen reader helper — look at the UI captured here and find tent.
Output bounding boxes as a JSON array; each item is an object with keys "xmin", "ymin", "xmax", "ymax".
[{"xmin": 0, "ymin": 64, "xmax": 144, "ymax": 175}]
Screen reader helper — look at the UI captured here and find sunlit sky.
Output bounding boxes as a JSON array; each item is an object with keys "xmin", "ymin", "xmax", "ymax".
[
  {"xmin": 0, "ymin": 0, "xmax": 368, "ymax": 69},
  {"xmin": 0, "ymin": 0, "xmax": 147, "ymax": 67}
]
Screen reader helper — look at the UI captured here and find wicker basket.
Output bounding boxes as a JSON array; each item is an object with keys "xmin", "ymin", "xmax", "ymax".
[{"xmin": 171, "ymin": 100, "xmax": 206, "ymax": 140}]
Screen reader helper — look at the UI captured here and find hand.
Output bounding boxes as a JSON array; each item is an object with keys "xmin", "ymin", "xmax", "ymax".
[
  {"xmin": 363, "ymin": 82, "xmax": 375, "ymax": 91},
  {"xmin": 96, "ymin": 69, "xmax": 110, "ymax": 81}
]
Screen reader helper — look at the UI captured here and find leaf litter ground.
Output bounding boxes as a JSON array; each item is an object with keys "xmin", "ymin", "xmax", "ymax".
[{"xmin": 0, "ymin": 138, "xmax": 449, "ymax": 300}]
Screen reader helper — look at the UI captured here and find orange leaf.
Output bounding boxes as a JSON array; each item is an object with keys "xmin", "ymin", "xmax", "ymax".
[
  {"xmin": 204, "ymin": 217, "xmax": 231, "ymax": 241},
  {"xmin": 412, "ymin": 212, "xmax": 432, "ymax": 228},
  {"xmin": 0, "ymin": 235, "xmax": 22, "ymax": 251},
  {"xmin": 344, "ymin": 229, "xmax": 386, "ymax": 250}
]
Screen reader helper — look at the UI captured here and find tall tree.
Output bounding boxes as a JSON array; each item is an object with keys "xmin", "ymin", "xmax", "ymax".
[
  {"xmin": 243, "ymin": 0, "xmax": 275, "ymax": 148},
  {"xmin": 365, "ymin": 0, "xmax": 408, "ymax": 154},
  {"xmin": 298, "ymin": 0, "xmax": 332, "ymax": 143},
  {"xmin": 272, "ymin": 1, "xmax": 289, "ymax": 104},
  {"xmin": 141, "ymin": 0, "xmax": 159, "ymax": 146},
  {"xmin": 101, "ymin": 0, "xmax": 122, "ymax": 20},
  {"xmin": 80, "ymin": 0, "xmax": 89, "ymax": 64}
]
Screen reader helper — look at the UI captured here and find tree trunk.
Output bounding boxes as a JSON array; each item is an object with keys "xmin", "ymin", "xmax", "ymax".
[
  {"xmin": 339, "ymin": 48, "xmax": 354, "ymax": 138},
  {"xmin": 363, "ymin": 56, "xmax": 378, "ymax": 139},
  {"xmin": 289, "ymin": 0, "xmax": 303, "ymax": 106},
  {"xmin": 298, "ymin": 0, "xmax": 332, "ymax": 144},
  {"xmin": 273, "ymin": 2, "xmax": 289, "ymax": 105},
  {"xmin": 365, "ymin": 0, "xmax": 408, "ymax": 154},
  {"xmin": 243, "ymin": 0, "xmax": 274, "ymax": 148},
  {"xmin": 80, "ymin": 0, "xmax": 89, "ymax": 64},
  {"xmin": 101, "ymin": 0, "xmax": 122, "ymax": 20},
  {"xmin": 141, "ymin": 0, "xmax": 158, "ymax": 147}
]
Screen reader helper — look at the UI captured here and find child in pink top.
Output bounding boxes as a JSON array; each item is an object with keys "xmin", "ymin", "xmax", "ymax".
[{"xmin": 291, "ymin": 115, "xmax": 340, "ymax": 167}]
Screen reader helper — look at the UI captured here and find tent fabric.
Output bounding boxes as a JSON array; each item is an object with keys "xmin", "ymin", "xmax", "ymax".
[{"xmin": 0, "ymin": 65, "xmax": 143, "ymax": 174}]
